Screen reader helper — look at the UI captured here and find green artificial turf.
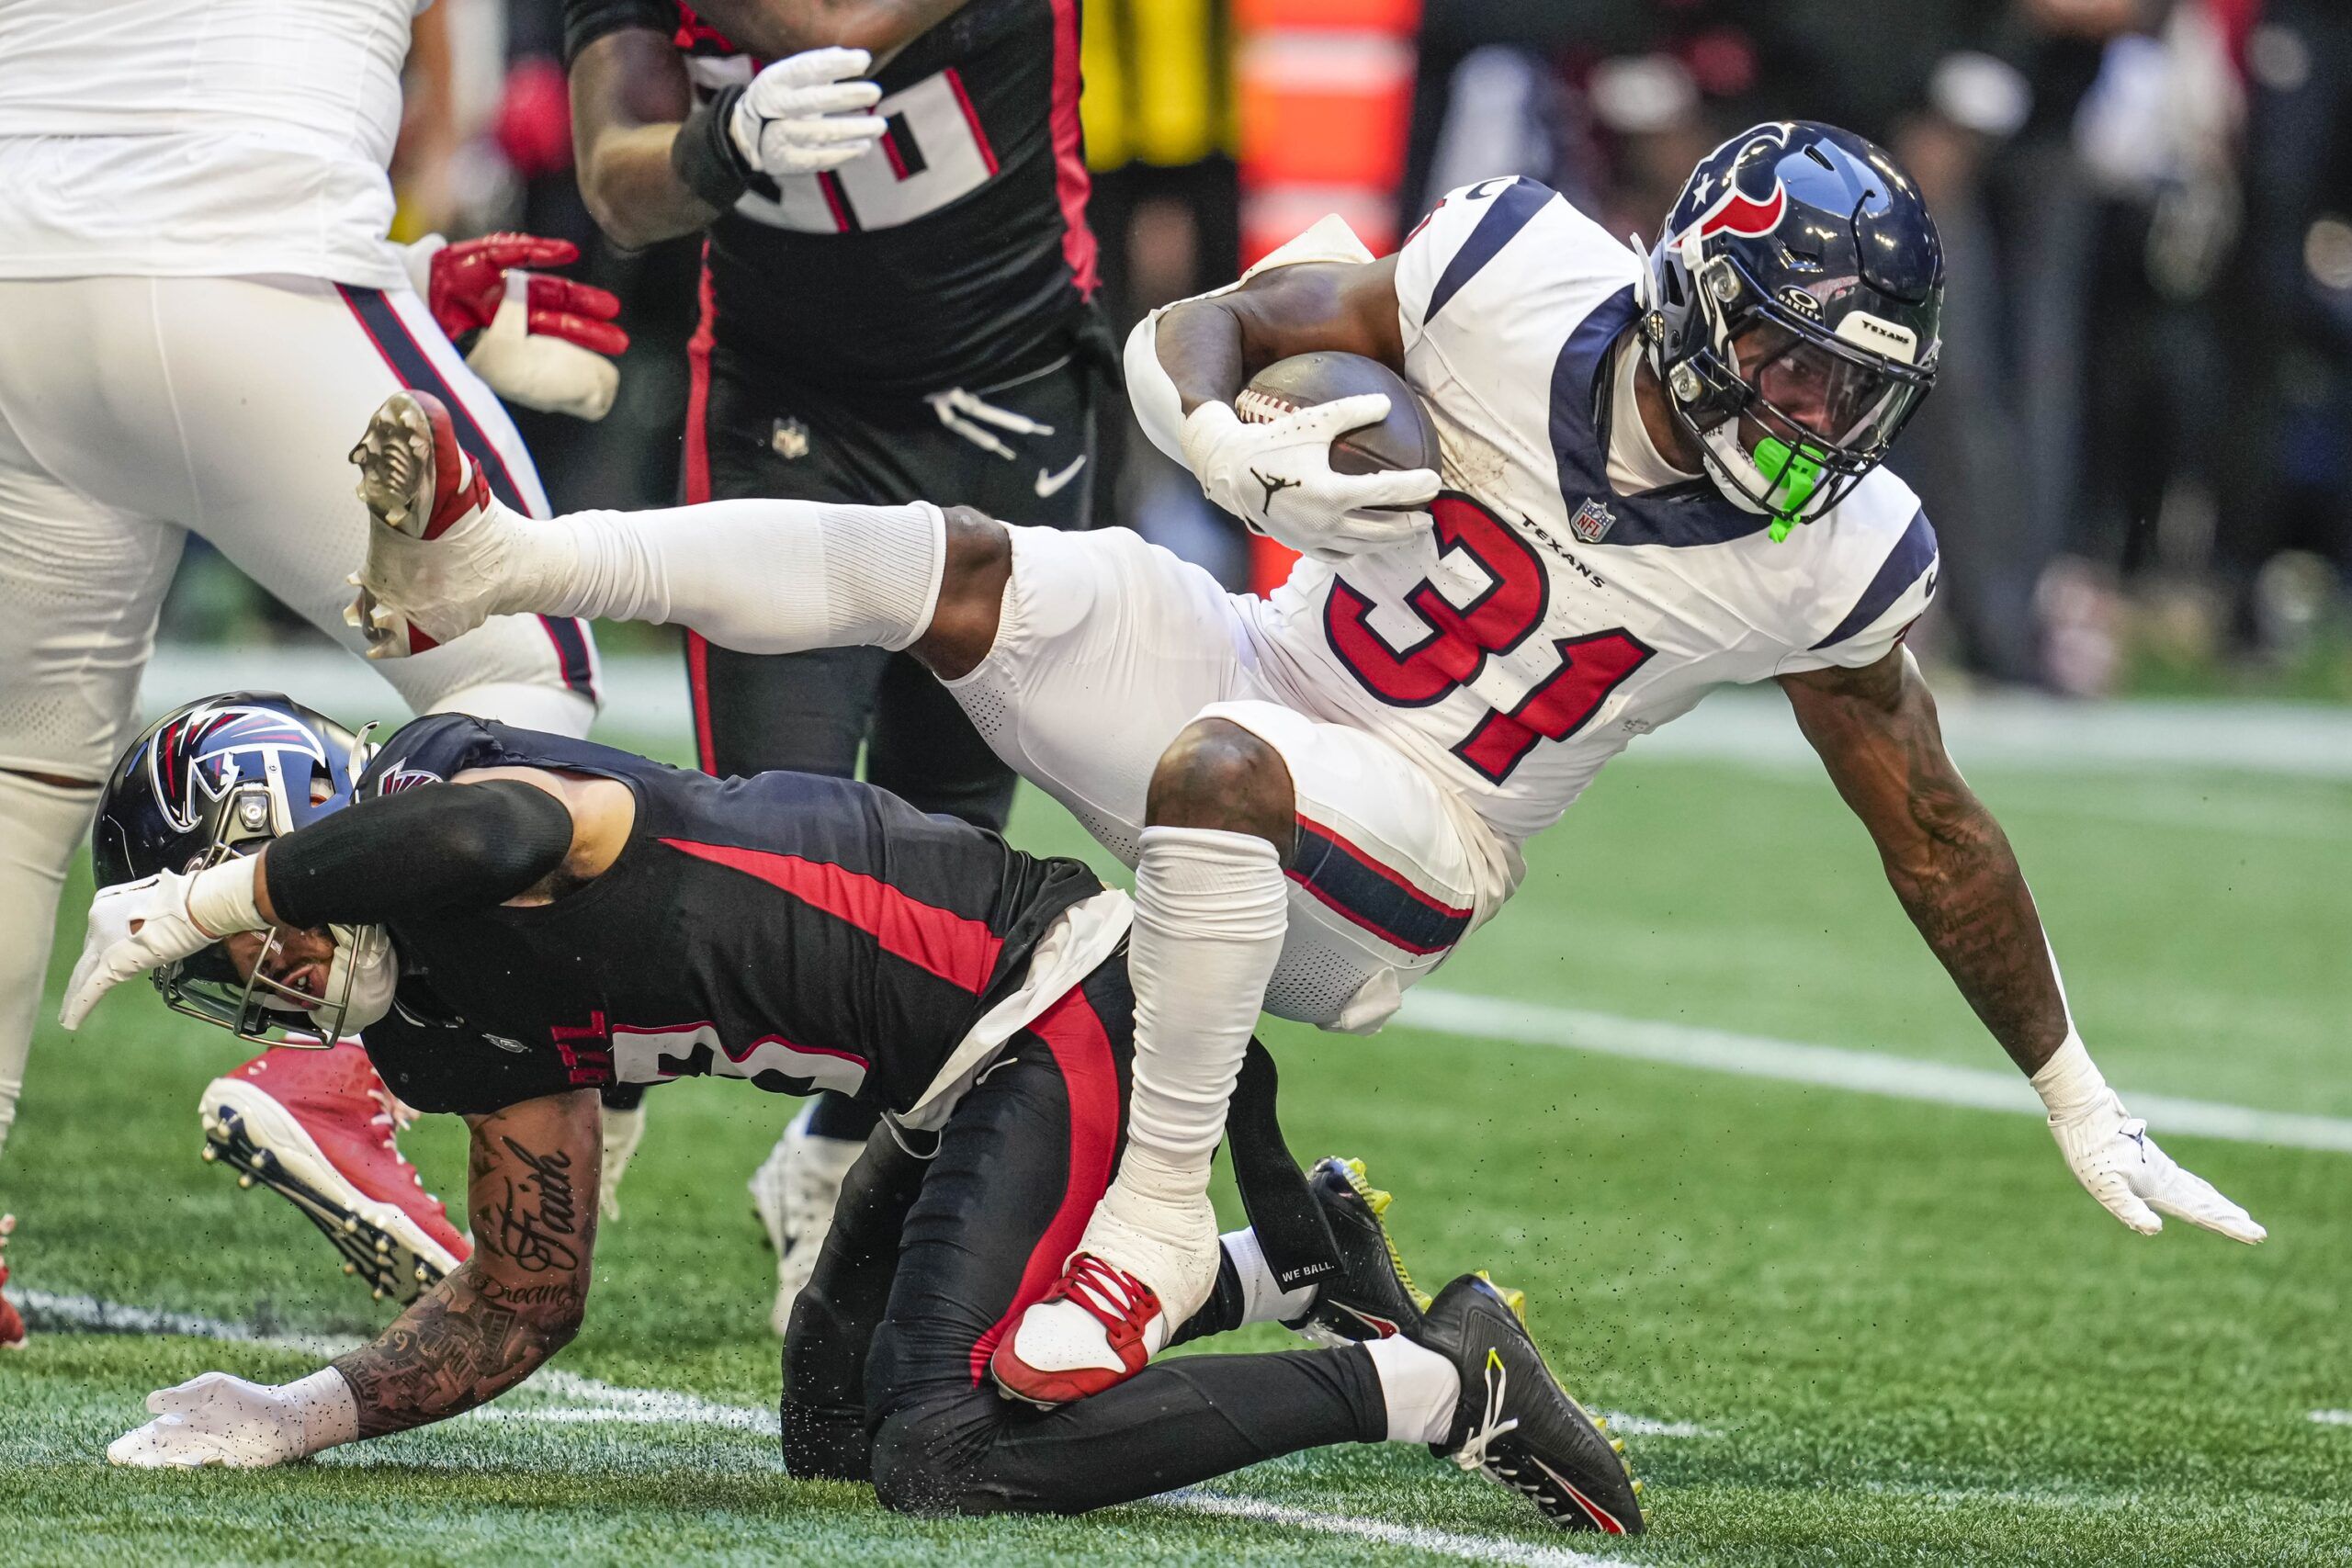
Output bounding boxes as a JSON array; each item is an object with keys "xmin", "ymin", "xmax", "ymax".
[{"xmin": 2, "ymin": 747, "xmax": 2346, "ymax": 1565}]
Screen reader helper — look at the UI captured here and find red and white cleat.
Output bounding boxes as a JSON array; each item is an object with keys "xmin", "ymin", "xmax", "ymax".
[
  {"xmin": 198, "ymin": 1043, "xmax": 468, "ymax": 1303},
  {"xmin": 0, "ymin": 1213, "xmax": 26, "ymax": 1350},
  {"xmin": 989, "ymin": 1252, "xmax": 1172, "ymax": 1406},
  {"xmin": 345, "ymin": 389, "xmax": 509, "ymax": 659}
]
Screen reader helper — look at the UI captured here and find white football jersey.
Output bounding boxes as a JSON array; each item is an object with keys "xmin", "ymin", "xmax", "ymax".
[
  {"xmin": 0, "ymin": 0, "xmax": 427, "ymax": 287},
  {"xmin": 1249, "ymin": 178, "xmax": 1939, "ymax": 848}
]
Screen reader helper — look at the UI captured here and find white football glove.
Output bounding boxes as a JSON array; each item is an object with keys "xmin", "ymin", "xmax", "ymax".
[
  {"xmin": 108, "ymin": 1370, "xmax": 356, "ymax": 1469},
  {"xmin": 2034, "ymin": 1037, "xmax": 2265, "ymax": 1244},
  {"xmin": 729, "ymin": 48, "xmax": 888, "ymax": 176},
  {"xmin": 1180, "ymin": 397, "xmax": 1439, "ymax": 564},
  {"xmin": 60, "ymin": 863, "xmax": 261, "ymax": 1032}
]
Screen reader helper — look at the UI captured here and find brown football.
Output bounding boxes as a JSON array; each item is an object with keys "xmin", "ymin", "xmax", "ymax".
[{"xmin": 1237, "ymin": 352, "xmax": 1442, "ymax": 479}]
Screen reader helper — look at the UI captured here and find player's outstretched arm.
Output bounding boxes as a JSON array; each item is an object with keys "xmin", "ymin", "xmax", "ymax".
[
  {"xmin": 1781, "ymin": 649, "xmax": 2265, "ymax": 1245},
  {"xmin": 107, "ymin": 1092, "xmax": 602, "ymax": 1468},
  {"xmin": 335, "ymin": 1091, "xmax": 603, "ymax": 1437}
]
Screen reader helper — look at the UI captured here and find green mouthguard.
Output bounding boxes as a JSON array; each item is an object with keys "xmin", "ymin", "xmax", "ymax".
[{"xmin": 1755, "ymin": 435, "xmax": 1826, "ymax": 542}]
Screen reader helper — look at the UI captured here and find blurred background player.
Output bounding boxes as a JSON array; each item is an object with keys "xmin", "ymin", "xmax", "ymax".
[
  {"xmin": 560, "ymin": 0, "xmax": 1107, "ymax": 1330},
  {"xmin": 0, "ymin": 0, "xmax": 627, "ymax": 1339}
]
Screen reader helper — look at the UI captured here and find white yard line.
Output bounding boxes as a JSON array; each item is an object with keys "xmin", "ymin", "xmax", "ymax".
[
  {"xmin": 2308, "ymin": 1411, "xmax": 2352, "ymax": 1427},
  {"xmin": 1399, "ymin": 990, "xmax": 2352, "ymax": 1156},
  {"xmin": 1164, "ymin": 1492, "xmax": 1623, "ymax": 1566},
  {"xmin": 17, "ymin": 1287, "xmax": 1659, "ymax": 1565}
]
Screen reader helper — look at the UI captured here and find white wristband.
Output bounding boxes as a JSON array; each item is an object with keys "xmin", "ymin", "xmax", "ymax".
[
  {"xmin": 281, "ymin": 1367, "xmax": 361, "ymax": 1457},
  {"xmin": 185, "ymin": 857, "xmax": 267, "ymax": 939},
  {"xmin": 2029, "ymin": 1032, "xmax": 2108, "ymax": 1120}
]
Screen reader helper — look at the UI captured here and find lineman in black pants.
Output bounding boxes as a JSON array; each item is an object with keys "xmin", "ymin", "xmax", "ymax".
[{"xmin": 562, "ymin": 0, "xmax": 1110, "ymax": 1322}]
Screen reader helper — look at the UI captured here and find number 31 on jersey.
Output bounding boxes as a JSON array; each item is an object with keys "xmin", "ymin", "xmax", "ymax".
[{"xmin": 1325, "ymin": 494, "xmax": 1655, "ymax": 784}]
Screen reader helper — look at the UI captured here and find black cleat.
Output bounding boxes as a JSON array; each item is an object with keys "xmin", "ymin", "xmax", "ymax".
[
  {"xmin": 1286, "ymin": 1156, "xmax": 1525, "ymax": 1346},
  {"xmin": 1415, "ymin": 1275, "xmax": 1645, "ymax": 1535}
]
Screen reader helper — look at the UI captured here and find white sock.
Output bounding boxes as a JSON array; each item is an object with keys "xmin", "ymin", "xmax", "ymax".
[
  {"xmin": 0, "ymin": 773, "xmax": 95, "ymax": 1161},
  {"xmin": 1363, "ymin": 1335, "xmax": 1461, "ymax": 1445},
  {"xmin": 503, "ymin": 498, "xmax": 945, "ymax": 657},
  {"xmin": 1121, "ymin": 825, "xmax": 1288, "ymax": 1172},
  {"xmin": 1220, "ymin": 1226, "xmax": 1316, "ymax": 1326}
]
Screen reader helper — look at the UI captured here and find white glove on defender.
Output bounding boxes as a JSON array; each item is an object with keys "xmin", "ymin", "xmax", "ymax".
[
  {"xmin": 729, "ymin": 48, "xmax": 888, "ymax": 176},
  {"xmin": 2033, "ymin": 1037, "xmax": 2265, "ymax": 1243},
  {"xmin": 1180, "ymin": 398, "xmax": 1438, "ymax": 564},
  {"xmin": 108, "ymin": 1371, "xmax": 356, "ymax": 1470},
  {"xmin": 60, "ymin": 863, "xmax": 262, "ymax": 1031},
  {"xmin": 464, "ymin": 280, "xmax": 620, "ymax": 422}
]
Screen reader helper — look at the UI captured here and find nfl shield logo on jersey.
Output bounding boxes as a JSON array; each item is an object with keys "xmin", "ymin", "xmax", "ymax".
[{"xmin": 1571, "ymin": 497, "xmax": 1617, "ymax": 544}]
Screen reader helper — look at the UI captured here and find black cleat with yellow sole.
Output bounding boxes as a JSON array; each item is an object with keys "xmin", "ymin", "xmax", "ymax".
[
  {"xmin": 1286, "ymin": 1156, "xmax": 1526, "ymax": 1345},
  {"xmin": 1415, "ymin": 1274, "xmax": 1645, "ymax": 1535}
]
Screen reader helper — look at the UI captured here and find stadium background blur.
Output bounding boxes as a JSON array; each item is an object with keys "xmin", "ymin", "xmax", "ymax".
[{"xmin": 159, "ymin": 0, "xmax": 2352, "ymax": 706}]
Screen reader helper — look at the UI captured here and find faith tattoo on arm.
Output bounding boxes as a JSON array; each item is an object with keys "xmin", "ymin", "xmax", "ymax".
[{"xmin": 330, "ymin": 1092, "xmax": 601, "ymax": 1438}]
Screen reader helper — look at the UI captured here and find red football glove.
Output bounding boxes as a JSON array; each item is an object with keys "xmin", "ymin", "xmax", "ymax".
[{"xmin": 423, "ymin": 233, "xmax": 628, "ymax": 356}]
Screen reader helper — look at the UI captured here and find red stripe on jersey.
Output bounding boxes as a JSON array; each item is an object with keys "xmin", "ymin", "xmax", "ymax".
[
  {"xmin": 817, "ymin": 171, "xmax": 854, "ymax": 232},
  {"xmin": 660, "ymin": 838, "xmax": 1004, "ymax": 992},
  {"xmin": 967, "ymin": 983, "xmax": 1122, "ymax": 1383},
  {"xmin": 943, "ymin": 67, "xmax": 1000, "ymax": 176},
  {"xmin": 684, "ymin": 254, "xmax": 720, "ymax": 773},
  {"xmin": 1045, "ymin": 0, "xmax": 1099, "ymax": 296}
]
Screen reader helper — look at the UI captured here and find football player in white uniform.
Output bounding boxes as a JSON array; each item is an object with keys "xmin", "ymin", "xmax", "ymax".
[
  {"xmin": 347, "ymin": 122, "xmax": 2265, "ymax": 1404},
  {"xmin": 0, "ymin": 0, "xmax": 641, "ymax": 1338}
]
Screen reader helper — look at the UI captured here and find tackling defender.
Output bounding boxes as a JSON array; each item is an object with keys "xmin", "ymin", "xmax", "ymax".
[
  {"xmin": 0, "ymin": 0, "xmax": 639, "ymax": 1336},
  {"xmin": 347, "ymin": 122, "xmax": 2266, "ymax": 1407},
  {"xmin": 67, "ymin": 694, "xmax": 1643, "ymax": 1533}
]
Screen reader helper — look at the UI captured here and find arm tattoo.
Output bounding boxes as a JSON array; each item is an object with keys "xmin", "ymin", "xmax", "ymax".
[
  {"xmin": 332, "ymin": 1125, "xmax": 593, "ymax": 1438},
  {"xmin": 1789, "ymin": 657, "xmax": 2069, "ymax": 1075},
  {"xmin": 331, "ymin": 1266, "xmax": 580, "ymax": 1438},
  {"xmin": 473, "ymin": 1138, "xmax": 582, "ymax": 1273}
]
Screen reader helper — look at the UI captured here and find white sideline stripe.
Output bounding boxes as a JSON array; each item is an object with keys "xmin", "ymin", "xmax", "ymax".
[
  {"xmin": 1401, "ymin": 990, "xmax": 2352, "ymax": 1156},
  {"xmin": 2308, "ymin": 1411, "xmax": 2352, "ymax": 1427},
  {"xmin": 17, "ymin": 1288, "xmax": 1656, "ymax": 1565},
  {"xmin": 1166, "ymin": 1492, "xmax": 1619, "ymax": 1567},
  {"xmin": 1601, "ymin": 1413, "xmax": 1718, "ymax": 1438}
]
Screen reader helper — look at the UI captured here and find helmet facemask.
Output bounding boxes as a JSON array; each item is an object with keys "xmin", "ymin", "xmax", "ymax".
[
  {"xmin": 147, "ymin": 722, "xmax": 393, "ymax": 1046},
  {"xmin": 1663, "ymin": 253, "xmax": 1934, "ymax": 539}
]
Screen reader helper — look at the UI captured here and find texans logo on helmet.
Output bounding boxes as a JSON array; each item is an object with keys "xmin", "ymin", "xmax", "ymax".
[{"xmin": 147, "ymin": 703, "xmax": 329, "ymax": 834}]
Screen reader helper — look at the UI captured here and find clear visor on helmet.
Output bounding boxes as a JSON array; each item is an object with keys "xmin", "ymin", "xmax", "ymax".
[{"xmin": 1730, "ymin": 320, "xmax": 1928, "ymax": 465}]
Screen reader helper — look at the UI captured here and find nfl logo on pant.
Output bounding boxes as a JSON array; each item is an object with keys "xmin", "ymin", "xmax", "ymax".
[{"xmin": 1571, "ymin": 498, "xmax": 1616, "ymax": 544}]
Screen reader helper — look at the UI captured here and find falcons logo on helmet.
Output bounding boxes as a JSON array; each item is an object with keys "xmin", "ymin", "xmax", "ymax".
[{"xmin": 146, "ymin": 702, "xmax": 329, "ymax": 834}]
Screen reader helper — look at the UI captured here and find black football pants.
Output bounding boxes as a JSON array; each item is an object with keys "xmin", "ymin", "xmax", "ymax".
[
  {"xmin": 688, "ymin": 347, "xmax": 1099, "ymax": 1148},
  {"xmin": 780, "ymin": 959, "xmax": 1389, "ymax": 1516}
]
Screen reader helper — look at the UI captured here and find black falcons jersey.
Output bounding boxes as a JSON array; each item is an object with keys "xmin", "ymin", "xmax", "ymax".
[
  {"xmin": 352, "ymin": 715, "xmax": 1102, "ymax": 1118},
  {"xmin": 564, "ymin": 0, "xmax": 1099, "ymax": 393}
]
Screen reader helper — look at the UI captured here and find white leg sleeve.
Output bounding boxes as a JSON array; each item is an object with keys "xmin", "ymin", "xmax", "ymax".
[
  {"xmin": 1120, "ymin": 825, "xmax": 1289, "ymax": 1170},
  {"xmin": 505, "ymin": 499, "xmax": 947, "ymax": 658},
  {"xmin": 0, "ymin": 773, "xmax": 96, "ymax": 1160}
]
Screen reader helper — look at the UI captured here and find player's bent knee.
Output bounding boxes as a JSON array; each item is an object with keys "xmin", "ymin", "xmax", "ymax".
[
  {"xmin": 869, "ymin": 1400, "xmax": 988, "ymax": 1517},
  {"xmin": 916, "ymin": 506, "xmax": 1012, "ymax": 682},
  {"xmin": 1146, "ymin": 717, "xmax": 1298, "ymax": 853},
  {"xmin": 780, "ymin": 1396, "xmax": 871, "ymax": 1483}
]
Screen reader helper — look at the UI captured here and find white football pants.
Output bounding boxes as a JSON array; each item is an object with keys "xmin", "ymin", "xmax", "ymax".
[{"xmin": 0, "ymin": 271, "xmax": 601, "ymax": 1160}]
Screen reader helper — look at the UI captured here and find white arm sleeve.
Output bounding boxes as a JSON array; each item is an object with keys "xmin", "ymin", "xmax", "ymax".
[{"xmin": 1123, "ymin": 212, "xmax": 1382, "ymax": 469}]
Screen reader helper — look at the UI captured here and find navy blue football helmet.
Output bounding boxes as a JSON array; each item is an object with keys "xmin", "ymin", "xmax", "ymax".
[
  {"xmin": 1641, "ymin": 121, "xmax": 1943, "ymax": 537},
  {"xmin": 93, "ymin": 693, "xmax": 374, "ymax": 1041}
]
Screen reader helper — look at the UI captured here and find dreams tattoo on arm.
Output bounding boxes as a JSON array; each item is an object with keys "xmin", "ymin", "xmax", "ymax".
[{"xmin": 331, "ymin": 1093, "xmax": 601, "ymax": 1438}]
